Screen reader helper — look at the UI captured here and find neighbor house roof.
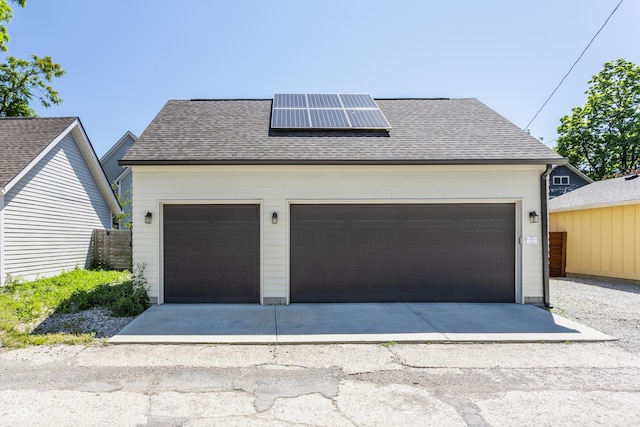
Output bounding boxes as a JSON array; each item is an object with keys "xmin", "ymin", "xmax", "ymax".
[
  {"xmin": 549, "ymin": 175, "xmax": 640, "ymax": 212},
  {"xmin": 0, "ymin": 117, "xmax": 77, "ymax": 187},
  {"xmin": 120, "ymin": 98, "xmax": 565, "ymax": 165}
]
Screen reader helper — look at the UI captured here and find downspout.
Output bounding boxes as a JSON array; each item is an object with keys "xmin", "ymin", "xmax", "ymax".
[{"xmin": 541, "ymin": 164, "xmax": 553, "ymax": 308}]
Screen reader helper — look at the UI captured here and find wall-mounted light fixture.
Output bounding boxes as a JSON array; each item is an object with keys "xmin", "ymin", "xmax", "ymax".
[
  {"xmin": 529, "ymin": 211, "xmax": 540, "ymax": 224},
  {"xmin": 145, "ymin": 211, "xmax": 153, "ymax": 224},
  {"xmin": 272, "ymin": 212, "xmax": 278, "ymax": 224}
]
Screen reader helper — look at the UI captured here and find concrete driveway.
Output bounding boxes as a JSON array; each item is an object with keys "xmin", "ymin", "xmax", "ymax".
[{"xmin": 110, "ymin": 302, "xmax": 613, "ymax": 344}]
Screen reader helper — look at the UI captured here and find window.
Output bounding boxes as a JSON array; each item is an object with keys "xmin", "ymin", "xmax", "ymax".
[{"xmin": 553, "ymin": 176, "xmax": 570, "ymax": 185}]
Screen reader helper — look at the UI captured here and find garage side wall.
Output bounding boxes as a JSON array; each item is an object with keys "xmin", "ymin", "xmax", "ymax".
[
  {"xmin": 131, "ymin": 165, "xmax": 546, "ymax": 304},
  {"xmin": 550, "ymin": 205, "xmax": 640, "ymax": 281}
]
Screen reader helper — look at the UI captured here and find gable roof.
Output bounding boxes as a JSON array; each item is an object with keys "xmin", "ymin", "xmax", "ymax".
[
  {"xmin": 0, "ymin": 117, "xmax": 121, "ymax": 213},
  {"xmin": 549, "ymin": 175, "xmax": 640, "ymax": 212},
  {"xmin": 100, "ymin": 130, "xmax": 137, "ymax": 165},
  {"xmin": 100, "ymin": 131, "xmax": 137, "ymax": 183},
  {"xmin": 0, "ymin": 117, "xmax": 77, "ymax": 187},
  {"xmin": 551, "ymin": 163, "xmax": 593, "ymax": 184},
  {"xmin": 120, "ymin": 98, "xmax": 565, "ymax": 165}
]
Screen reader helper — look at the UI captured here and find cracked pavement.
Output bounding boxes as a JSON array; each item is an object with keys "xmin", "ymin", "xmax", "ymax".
[{"xmin": 1, "ymin": 341, "xmax": 639, "ymax": 426}]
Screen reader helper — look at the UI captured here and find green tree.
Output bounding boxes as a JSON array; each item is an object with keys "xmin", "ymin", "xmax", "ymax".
[
  {"xmin": 0, "ymin": 0, "xmax": 65, "ymax": 117},
  {"xmin": 555, "ymin": 59, "xmax": 640, "ymax": 180},
  {"xmin": 0, "ymin": 55, "xmax": 64, "ymax": 116},
  {"xmin": 0, "ymin": 0, "xmax": 25, "ymax": 52}
]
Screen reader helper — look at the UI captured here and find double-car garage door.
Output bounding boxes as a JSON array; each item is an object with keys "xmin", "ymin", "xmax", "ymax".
[{"xmin": 163, "ymin": 203, "xmax": 515, "ymax": 303}]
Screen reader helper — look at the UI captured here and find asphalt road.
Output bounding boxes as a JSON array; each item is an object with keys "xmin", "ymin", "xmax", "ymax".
[{"xmin": 0, "ymin": 277, "xmax": 638, "ymax": 426}]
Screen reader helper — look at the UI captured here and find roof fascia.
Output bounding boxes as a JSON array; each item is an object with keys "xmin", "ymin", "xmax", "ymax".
[
  {"xmin": 99, "ymin": 131, "xmax": 138, "ymax": 163},
  {"xmin": 120, "ymin": 158, "xmax": 567, "ymax": 167},
  {"xmin": 71, "ymin": 120, "xmax": 122, "ymax": 214},
  {"xmin": 550, "ymin": 198, "xmax": 640, "ymax": 213},
  {"xmin": 114, "ymin": 166, "xmax": 131, "ymax": 183}
]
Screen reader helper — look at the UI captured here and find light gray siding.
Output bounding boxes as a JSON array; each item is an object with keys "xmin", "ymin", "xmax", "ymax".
[{"xmin": 3, "ymin": 133, "xmax": 112, "ymax": 282}]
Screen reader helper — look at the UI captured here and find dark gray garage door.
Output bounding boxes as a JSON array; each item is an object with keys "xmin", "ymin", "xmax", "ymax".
[
  {"xmin": 290, "ymin": 204, "xmax": 515, "ymax": 303},
  {"xmin": 163, "ymin": 204, "xmax": 259, "ymax": 303}
]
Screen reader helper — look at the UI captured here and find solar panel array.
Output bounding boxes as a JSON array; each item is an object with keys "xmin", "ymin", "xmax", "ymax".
[{"xmin": 271, "ymin": 94, "xmax": 391, "ymax": 130}]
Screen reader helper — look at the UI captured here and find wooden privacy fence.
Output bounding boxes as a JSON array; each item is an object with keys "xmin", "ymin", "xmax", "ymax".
[
  {"xmin": 549, "ymin": 231, "xmax": 567, "ymax": 277},
  {"xmin": 92, "ymin": 229, "xmax": 132, "ymax": 270}
]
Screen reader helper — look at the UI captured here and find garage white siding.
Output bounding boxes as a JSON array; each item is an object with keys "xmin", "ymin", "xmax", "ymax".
[
  {"xmin": 2, "ymin": 133, "xmax": 112, "ymax": 282},
  {"xmin": 132, "ymin": 164, "xmax": 546, "ymax": 304}
]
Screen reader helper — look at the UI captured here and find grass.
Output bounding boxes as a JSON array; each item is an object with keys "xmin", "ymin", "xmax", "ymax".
[{"xmin": 0, "ymin": 268, "xmax": 148, "ymax": 348}]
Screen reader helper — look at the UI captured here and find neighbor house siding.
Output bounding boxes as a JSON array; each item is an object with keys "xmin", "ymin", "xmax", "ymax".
[
  {"xmin": 550, "ymin": 205, "xmax": 640, "ymax": 281},
  {"xmin": 2, "ymin": 133, "xmax": 112, "ymax": 282},
  {"xmin": 131, "ymin": 164, "xmax": 546, "ymax": 304},
  {"xmin": 549, "ymin": 165, "xmax": 591, "ymax": 199},
  {"xmin": 101, "ymin": 133, "xmax": 136, "ymax": 183}
]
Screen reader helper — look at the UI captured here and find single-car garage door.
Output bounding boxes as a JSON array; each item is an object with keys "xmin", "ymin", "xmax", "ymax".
[
  {"xmin": 290, "ymin": 204, "xmax": 515, "ymax": 303},
  {"xmin": 163, "ymin": 204, "xmax": 260, "ymax": 303}
]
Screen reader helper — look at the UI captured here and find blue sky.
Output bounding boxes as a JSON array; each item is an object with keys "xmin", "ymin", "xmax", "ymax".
[{"xmin": 6, "ymin": 0, "xmax": 638, "ymax": 157}]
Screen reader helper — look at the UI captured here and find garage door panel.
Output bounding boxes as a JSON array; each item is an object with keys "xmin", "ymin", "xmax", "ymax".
[
  {"xmin": 291, "ymin": 203, "xmax": 515, "ymax": 303},
  {"xmin": 163, "ymin": 204, "xmax": 259, "ymax": 303}
]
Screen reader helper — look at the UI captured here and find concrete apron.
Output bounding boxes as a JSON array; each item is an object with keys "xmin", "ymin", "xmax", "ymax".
[{"xmin": 109, "ymin": 303, "xmax": 615, "ymax": 345}]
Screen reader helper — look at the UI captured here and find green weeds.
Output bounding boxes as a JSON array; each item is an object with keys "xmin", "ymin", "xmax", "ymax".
[{"xmin": 0, "ymin": 268, "xmax": 148, "ymax": 348}]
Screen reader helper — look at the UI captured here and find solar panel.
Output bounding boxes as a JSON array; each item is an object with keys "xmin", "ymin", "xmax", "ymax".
[
  {"xmin": 346, "ymin": 109, "xmax": 391, "ymax": 129},
  {"xmin": 274, "ymin": 93, "xmax": 307, "ymax": 108},
  {"xmin": 340, "ymin": 93, "xmax": 378, "ymax": 108},
  {"xmin": 307, "ymin": 94, "xmax": 342, "ymax": 109},
  {"xmin": 271, "ymin": 93, "xmax": 391, "ymax": 130},
  {"xmin": 310, "ymin": 109, "xmax": 350, "ymax": 128},
  {"xmin": 271, "ymin": 109, "xmax": 309, "ymax": 128}
]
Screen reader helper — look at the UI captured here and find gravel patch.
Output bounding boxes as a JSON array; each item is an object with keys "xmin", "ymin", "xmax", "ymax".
[
  {"xmin": 33, "ymin": 307, "xmax": 135, "ymax": 338},
  {"xmin": 550, "ymin": 277, "xmax": 640, "ymax": 354}
]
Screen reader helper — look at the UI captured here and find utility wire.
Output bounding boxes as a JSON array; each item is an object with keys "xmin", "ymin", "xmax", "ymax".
[{"xmin": 524, "ymin": 0, "xmax": 624, "ymax": 130}]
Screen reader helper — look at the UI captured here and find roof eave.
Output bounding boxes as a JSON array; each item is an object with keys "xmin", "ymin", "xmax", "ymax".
[
  {"xmin": 550, "ymin": 198, "xmax": 640, "ymax": 213},
  {"xmin": 120, "ymin": 158, "xmax": 566, "ymax": 166}
]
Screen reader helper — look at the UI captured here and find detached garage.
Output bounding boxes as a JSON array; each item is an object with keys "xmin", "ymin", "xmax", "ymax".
[{"xmin": 120, "ymin": 94, "xmax": 564, "ymax": 306}]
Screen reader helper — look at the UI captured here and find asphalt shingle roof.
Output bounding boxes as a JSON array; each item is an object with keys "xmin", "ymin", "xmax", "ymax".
[
  {"xmin": 549, "ymin": 175, "xmax": 640, "ymax": 211},
  {"xmin": 120, "ymin": 98, "xmax": 564, "ymax": 165},
  {"xmin": 0, "ymin": 117, "xmax": 77, "ymax": 187}
]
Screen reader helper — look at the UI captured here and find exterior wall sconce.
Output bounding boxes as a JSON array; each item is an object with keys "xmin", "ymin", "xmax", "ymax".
[
  {"xmin": 529, "ymin": 211, "xmax": 540, "ymax": 223},
  {"xmin": 272, "ymin": 212, "xmax": 278, "ymax": 224},
  {"xmin": 145, "ymin": 211, "xmax": 153, "ymax": 224}
]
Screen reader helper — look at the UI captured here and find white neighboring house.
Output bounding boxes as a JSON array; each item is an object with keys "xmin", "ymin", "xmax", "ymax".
[
  {"xmin": 121, "ymin": 95, "xmax": 566, "ymax": 307},
  {"xmin": 0, "ymin": 117, "xmax": 121, "ymax": 284},
  {"xmin": 100, "ymin": 131, "xmax": 137, "ymax": 228}
]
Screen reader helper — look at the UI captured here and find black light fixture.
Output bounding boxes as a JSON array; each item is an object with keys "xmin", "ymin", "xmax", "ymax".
[
  {"xmin": 272, "ymin": 211, "xmax": 278, "ymax": 224},
  {"xmin": 529, "ymin": 211, "xmax": 540, "ymax": 223},
  {"xmin": 145, "ymin": 211, "xmax": 153, "ymax": 224}
]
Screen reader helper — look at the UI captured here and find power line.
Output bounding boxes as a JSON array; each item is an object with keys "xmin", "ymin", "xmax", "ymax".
[{"xmin": 524, "ymin": 0, "xmax": 624, "ymax": 130}]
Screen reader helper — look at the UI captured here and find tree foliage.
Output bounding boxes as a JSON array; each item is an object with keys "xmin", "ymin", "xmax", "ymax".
[
  {"xmin": 0, "ymin": 0, "xmax": 25, "ymax": 52},
  {"xmin": 0, "ymin": 0, "xmax": 64, "ymax": 117},
  {"xmin": 555, "ymin": 59, "xmax": 640, "ymax": 180},
  {"xmin": 0, "ymin": 55, "xmax": 64, "ymax": 116}
]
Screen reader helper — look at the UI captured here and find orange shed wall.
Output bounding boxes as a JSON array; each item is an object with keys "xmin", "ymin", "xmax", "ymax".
[{"xmin": 550, "ymin": 204, "xmax": 640, "ymax": 281}]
